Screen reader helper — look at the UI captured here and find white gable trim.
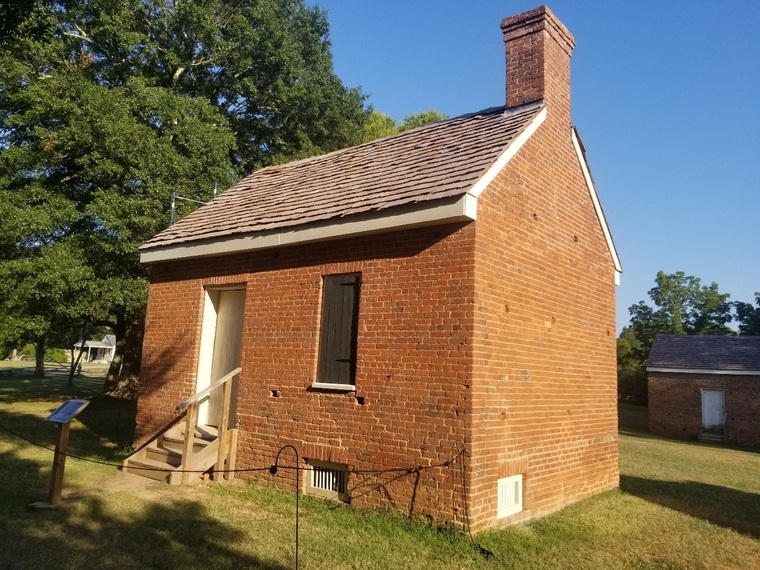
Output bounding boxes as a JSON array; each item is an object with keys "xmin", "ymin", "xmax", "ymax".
[
  {"xmin": 647, "ymin": 367, "xmax": 760, "ymax": 376},
  {"xmin": 140, "ymin": 194, "xmax": 477, "ymax": 264},
  {"xmin": 571, "ymin": 128, "xmax": 623, "ymax": 278},
  {"xmin": 468, "ymin": 106, "xmax": 547, "ymax": 198}
]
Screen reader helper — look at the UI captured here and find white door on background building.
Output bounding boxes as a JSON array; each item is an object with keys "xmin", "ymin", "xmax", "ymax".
[{"xmin": 701, "ymin": 389, "xmax": 725, "ymax": 430}]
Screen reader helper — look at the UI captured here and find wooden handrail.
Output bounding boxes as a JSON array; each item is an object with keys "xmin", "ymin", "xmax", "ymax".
[
  {"xmin": 177, "ymin": 366, "xmax": 242, "ymax": 484},
  {"xmin": 176, "ymin": 367, "xmax": 242, "ymax": 412}
]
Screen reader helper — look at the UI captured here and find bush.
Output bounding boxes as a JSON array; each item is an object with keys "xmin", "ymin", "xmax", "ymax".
[
  {"xmin": 45, "ymin": 348, "xmax": 68, "ymax": 363},
  {"xmin": 618, "ymin": 365, "xmax": 647, "ymax": 405},
  {"xmin": 19, "ymin": 344, "xmax": 35, "ymax": 360}
]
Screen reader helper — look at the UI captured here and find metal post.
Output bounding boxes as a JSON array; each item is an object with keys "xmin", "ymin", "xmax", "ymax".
[
  {"xmin": 213, "ymin": 182, "xmax": 218, "ymax": 200},
  {"xmin": 271, "ymin": 445, "xmax": 300, "ymax": 570},
  {"xmin": 170, "ymin": 192, "xmax": 176, "ymax": 226}
]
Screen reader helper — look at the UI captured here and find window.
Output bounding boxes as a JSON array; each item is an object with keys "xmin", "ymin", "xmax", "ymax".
[
  {"xmin": 305, "ymin": 460, "xmax": 349, "ymax": 502},
  {"xmin": 497, "ymin": 475, "xmax": 523, "ymax": 519},
  {"xmin": 316, "ymin": 273, "xmax": 361, "ymax": 387}
]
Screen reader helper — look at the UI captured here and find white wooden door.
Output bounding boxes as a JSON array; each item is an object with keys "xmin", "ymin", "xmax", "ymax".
[
  {"xmin": 196, "ymin": 289, "xmax": 245, "ymax": 428},
  {"xmin": 701, "ymin": 389, "xmax": 725, "ymax": 429}
]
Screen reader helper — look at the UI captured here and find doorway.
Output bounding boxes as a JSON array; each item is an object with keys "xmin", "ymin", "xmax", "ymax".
[
  {"xmin": 196, "ymin": 288, "xmax": 245, "ymax": 428},
  {"xmin": 701, "ymin": 389, "xmax": 725, "ymax": 430}
]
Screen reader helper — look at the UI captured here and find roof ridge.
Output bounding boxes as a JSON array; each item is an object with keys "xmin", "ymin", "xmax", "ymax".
[{"xmin": 250, "ymin": 101, "xmax": 544, "ymax": 178}]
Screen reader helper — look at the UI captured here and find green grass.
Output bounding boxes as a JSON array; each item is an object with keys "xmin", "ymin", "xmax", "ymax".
[{"xmin": 1, "ymin": 377, "xmax": 759, "ymax": 569}]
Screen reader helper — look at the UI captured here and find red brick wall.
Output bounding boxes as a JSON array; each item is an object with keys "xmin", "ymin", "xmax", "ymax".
[
  {"xmin": 455, "ymin": 7, "xmax": 619, "ymax": 530},
  {"xmin": 466, "ymin": 104, "xmax": 617, "ymax": 529},
  {"xmin": 648, "ymin": 372, "xmax": 760, "ymax": 447},
  {"xmin": 136, "ymin": 224, "xmax": 475, "ymax": 523}
]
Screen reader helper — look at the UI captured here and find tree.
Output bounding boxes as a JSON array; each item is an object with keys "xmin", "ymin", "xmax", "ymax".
[
  {"xmin": 397, "ymin": 109, "xmax": 448, "ymax": 132},
  {"xmin": 0, "ymin": 59, "xmax": 235, "ymax": 381},
  {"xmin": 1, "ymin": 0, "xmax": 368, "ymax": 389},
  {"xmin": 616, "ymin": 326, "xmax": 647, "ymax": 403},
  {"xmin": 619, "ymin": 271, "xmax": 733, "ymax": 403},
  {"xmin": 51, "ymin": 0, "xmax": 369, "ymax": 173},
  {"xmin": 360, "ymin": 109, "xmax": 448, "ymax": 143},
  {"xmin": 0, "ymin": 243, "xmax": 94, "ymax": 377},
  {"xmin": 735, "ymin": 293, "xmax": 760, "ymax": 335},
  {"xmin": 360, "ymin": 110, "xmax": 398, "ymax": 142},
  {"xmin": 628, "ymin": 271, "xmax": 733, "ymax": 349}
]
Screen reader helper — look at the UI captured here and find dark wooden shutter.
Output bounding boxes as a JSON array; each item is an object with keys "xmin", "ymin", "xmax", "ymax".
[{"xmin": 317, "ymin": 273, "xmax": 360, "ymax": 384}]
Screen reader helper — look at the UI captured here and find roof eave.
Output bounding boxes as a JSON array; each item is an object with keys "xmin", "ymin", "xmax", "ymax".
[
  {"xmin": 140, "ymin": 193, "xmax": 478, "ymax": 264},
  {"xmin": 571, "ymin": 127, "xmax": 623, "ymax": 279},
  {"xmin": 647, "ymin": 366, "xmax": 760, "ymax": 376}
]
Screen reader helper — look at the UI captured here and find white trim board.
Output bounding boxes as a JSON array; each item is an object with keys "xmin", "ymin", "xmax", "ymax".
[
  {"xmin": 141, "ymin": 194, "xmax": 477, "ymax": 264},
  {"xmin": 647, "ymin": 367, "xmax": 760, "ymax": 376},
  {"xmin": 468, "ymin": 106, "xmax": 546, "ymax": 197},
  {"xmin": 571, "ymin": 127, "xmax": 623, "ymax": 280}
]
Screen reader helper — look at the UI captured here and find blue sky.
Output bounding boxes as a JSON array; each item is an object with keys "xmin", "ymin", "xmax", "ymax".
[{"xmin": 311, "ymin": 0, "xmax": 760, "ymax": 332}]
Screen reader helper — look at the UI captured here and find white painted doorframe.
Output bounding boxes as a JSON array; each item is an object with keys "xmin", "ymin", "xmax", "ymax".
[{"xmin": 195, "ymin": 288, "xmax": 245, "ymax": 427}]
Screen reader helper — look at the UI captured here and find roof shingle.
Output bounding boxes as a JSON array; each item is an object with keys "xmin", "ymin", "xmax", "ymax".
[
  {"xmin": 647, "ymin": 335, "xmax": 760, "ymax": 372},
  {"xmin": 141, "ymin": 102, "xmax": 544, "ymax": 251}
]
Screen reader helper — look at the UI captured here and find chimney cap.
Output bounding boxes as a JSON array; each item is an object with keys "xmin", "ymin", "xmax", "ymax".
[{"xmin": 501, "ymin": 5, "xmax": 575, "ymax": 56}]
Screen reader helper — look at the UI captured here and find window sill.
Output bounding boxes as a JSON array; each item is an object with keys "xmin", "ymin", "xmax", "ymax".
[{"xmin": 309, "ymin": 382, "xmax": 356, "ymax": 392}]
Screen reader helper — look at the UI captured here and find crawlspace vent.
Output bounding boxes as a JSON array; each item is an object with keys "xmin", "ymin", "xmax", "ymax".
[
  {"xmin": 312, "ymin": 464, "xmax": 347, "ymax": 494},
  {"xmin": 497, "ymin": 474, "xmax": 523, "ymax": 519},
  {"xmin": 306, "ymin": 460, "xmax": 349, "ymax": 502}
]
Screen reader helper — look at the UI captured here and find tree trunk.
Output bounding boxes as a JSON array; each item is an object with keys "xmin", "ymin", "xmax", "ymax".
[
  {"xmin": 34, "ymin": 335, "xmax": 46, "ymax": 378},
  {"xmin": 119, "ymin": 315, "xmax": 144, "ymax": 383},
  {"xmin": 104, "ymin": 316, "xmax": 126, "ymax": 392},
  {"xmin": 67, "ymin": 344, "xmax": 85, "ymax": 386},
  {"xmin": 103, "ymin": 312, "xmax": 145, "ymax": 394}
]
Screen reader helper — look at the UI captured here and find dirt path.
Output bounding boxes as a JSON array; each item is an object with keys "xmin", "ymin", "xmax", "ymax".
[{"xmin": 75, "ymin": 470, "xmax": 218, "ymax": 504}]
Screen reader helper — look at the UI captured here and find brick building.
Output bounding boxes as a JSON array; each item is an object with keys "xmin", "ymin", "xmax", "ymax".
[
  {"xmin": 132, "ymin": 6, "xmax": 621, "ymax": 529},
  {"xmin": 648, "ymin": 334, "xmax": 760, "ymax": 447}
]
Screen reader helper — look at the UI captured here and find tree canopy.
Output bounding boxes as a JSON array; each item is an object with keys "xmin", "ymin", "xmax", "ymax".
[
  {"xmin": 735, "ymin": 293, "xmax": 760, "ymax": 335},
  {"xmin": 360, "ymin": 109, "xmax": 448, "ymax": 143},
  {"xmin": 0, "ymin": 0, "xmax": 370, "ymax": 383},
  {"xmin": 628, "ymin": 271, "xmax": 734, "ymax": 350}
]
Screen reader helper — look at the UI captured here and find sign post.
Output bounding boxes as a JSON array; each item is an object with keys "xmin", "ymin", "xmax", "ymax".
[{"xmin": 32, "ymin": 399, "xmax": 90, "ymax": 509}]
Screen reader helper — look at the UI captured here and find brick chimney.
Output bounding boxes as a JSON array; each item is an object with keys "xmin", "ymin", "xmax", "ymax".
[{"xmin": 501, "ymin": 6, "xmax": 575, "ymax": 117}]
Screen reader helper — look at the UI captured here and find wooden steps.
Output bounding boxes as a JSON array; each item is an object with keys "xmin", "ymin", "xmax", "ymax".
[
  {"xmin": 123, "ymin": 424, "xmax": 235, "ymax": 484},
  {"xmin": 698, "ymin": 428, "xmax": 725, "ymax": 444},
  {"xmin": 125, "ymin": 368, "xmax": 242, "ymax": 485}
]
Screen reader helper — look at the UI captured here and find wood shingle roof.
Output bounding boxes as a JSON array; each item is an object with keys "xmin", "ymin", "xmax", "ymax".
[
  {"xmin": 647, "ymin": 334, "xmax": 760, "ymax": 372},
  {"xmin": 141, "ymin": 102, "xmax": 544, "ymax": 252}
]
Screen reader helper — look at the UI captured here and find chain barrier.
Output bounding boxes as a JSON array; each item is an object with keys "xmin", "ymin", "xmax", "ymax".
[{"xmin": 0, "ymin": 420, "xmax": 494, "ymax": 562}]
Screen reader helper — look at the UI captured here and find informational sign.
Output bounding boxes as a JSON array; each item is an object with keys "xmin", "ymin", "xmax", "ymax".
[
  {"xmin": 44, "ymin": 399, "xmax": 90, "ymax": 424},
  {"xmin": 32, "ymin": 399, "xmax": 91, "ymax": 509}
]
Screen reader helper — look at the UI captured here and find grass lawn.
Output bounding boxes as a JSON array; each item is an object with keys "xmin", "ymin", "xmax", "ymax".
[{"xmin": 1, "ymin": 371, "xmax": 759, "ymax": 570}]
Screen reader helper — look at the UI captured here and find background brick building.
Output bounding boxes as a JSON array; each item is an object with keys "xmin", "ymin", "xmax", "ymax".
[
  {"xmin": 133, "ymin": 6, "xmax": 621, "ymax": 530},
  {"xmin": 648, "ymin": 334, "xmax": 760, "ymax": 447}
]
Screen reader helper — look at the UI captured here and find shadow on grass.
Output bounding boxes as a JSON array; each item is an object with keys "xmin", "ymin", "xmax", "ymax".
[
  {"xmin": 1, "ymin": 368, "xmax": 136, "ymax": 449},
  {"xmin": 76, "ymin": 395, "xmax": 137, "ymax": 449},
  {"xmin": 618, "ymin": 402, "xmax": 650, "ymax": 437},
  {"xmin": 0, "ymin": 447, "xmax": 289, "ymax": 569},
  {"xmin": 0, "ymin": 399, "xmax": 135, "ymax": 473},
  {"xmin": 14, "ymin": 497, "xmax": 290, "ymax": 569},
  {"xmin": 0, "ymin": 373, "xmax": 105, "ymax": 402},
  {"xmin": 621, "ymin": 475, "xmax": 760, "ymax": 539}
]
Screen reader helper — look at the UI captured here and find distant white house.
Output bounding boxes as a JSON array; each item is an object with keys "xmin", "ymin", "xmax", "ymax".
[{"xmin": 75, "ymin": 335, "xmax": 117, "ymax": 363}]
